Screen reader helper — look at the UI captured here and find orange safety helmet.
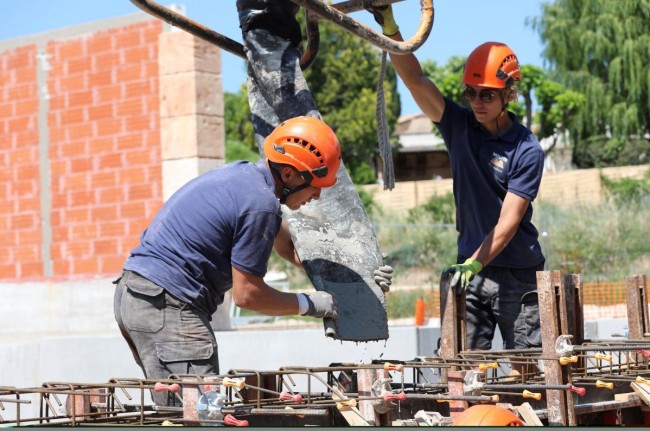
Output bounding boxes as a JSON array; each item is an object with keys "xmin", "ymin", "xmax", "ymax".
[
  {"xmin": 264, "ymin": 116, "xmax": 342, "ymax": 188},
  {"xmin": 452, "ymin": 405, "xmax": 524, "ymax": 426},
  {"xmin": 462, "ymin": 42, "xmax": 522, "ymax": 88}
]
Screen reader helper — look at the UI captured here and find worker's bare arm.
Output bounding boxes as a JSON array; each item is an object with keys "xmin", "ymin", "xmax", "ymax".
[
  {"xmin": 387, "ymin": 32, "xmax": 445, "ymax": 123},
  {"xmin": 273, "ymin": 219, "xmax": 303, "ymax": 269},
  {"xmin": 473, "ymin": 192, "xmax": 530, "ymax": 266},
  {"xmin": 231, "ymin": 266, "xmax": 299, "ymax": 315}
]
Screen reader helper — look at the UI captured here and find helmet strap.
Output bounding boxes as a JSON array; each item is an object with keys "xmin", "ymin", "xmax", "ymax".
[{"xmin": 268, "ymin": 161, "xmax": 312, "ymax": 204}]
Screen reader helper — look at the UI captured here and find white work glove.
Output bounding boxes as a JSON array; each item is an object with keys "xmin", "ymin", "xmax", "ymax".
[
  {"xmin": 301, "ymin": 291, "xmax": 338, "ymax": 319},
  {"xmin": 373, "ymin": 265, "xmax": 393, "ymax": 293}
]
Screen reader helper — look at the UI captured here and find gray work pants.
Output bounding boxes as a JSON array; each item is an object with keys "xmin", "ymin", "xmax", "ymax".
[{"xmin": 113, "ymin": 270, "xmax": 219, "ymax": 406}]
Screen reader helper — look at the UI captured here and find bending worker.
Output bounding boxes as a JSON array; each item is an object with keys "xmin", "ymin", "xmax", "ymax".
[
  {"xmin": 369, "ymin": 7, "xmax": 545, "ymax": 352},
  {"xmin": 113, "ymin": 116, "xmax": 392, "ymax": 406}
]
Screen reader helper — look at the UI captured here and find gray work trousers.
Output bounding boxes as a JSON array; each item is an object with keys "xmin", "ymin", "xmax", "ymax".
[{"xmin": 113, "ymin": 270, "xmax": 219, "ymax": 406}]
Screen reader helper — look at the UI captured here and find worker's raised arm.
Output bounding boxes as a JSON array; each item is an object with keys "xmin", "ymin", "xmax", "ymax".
[{"xmin": 368, "ymin": 6, "xmax": 445, "ymax": 122}]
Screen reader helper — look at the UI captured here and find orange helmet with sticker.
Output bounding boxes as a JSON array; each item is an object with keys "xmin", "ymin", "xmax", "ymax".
[
  {"xmin": 452, "ymin": 405, "xmax": 524, "ymax": 426},
  {"xmin": 462, "ymin": 42, "xmax": 521, "ymax": 88},
  {"xmin": 264, "ymin": 116, "xmax": 342, "ymax": 188}
]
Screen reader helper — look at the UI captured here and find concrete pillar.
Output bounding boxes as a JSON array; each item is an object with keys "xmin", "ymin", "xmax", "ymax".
[{"xmin": 158, "ymin": 30, "xmax": 225, "ymax": 201}]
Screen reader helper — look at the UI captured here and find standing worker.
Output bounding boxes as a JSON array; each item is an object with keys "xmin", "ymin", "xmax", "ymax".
[
  {"xmin": 114, "ymin": 116, "xmax": 392, "ymax": 406},
  {"xmin": 369, "ymin": 7, "xmax": 545, "ymax": 353}
]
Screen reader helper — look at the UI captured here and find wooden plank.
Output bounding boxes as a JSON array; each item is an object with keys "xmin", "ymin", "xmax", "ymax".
[
  {"xmin": 537, "ymin": 270, "xmax": 569, "ymax": 426},
  {"xmin": 332, "ymin": 383, "xmax": 370, "ymax": 426},
  {"xmin": 631, "ymin": 382, "xmax": 650, "ymax": 406},
  {"xmin": 515, "ymin": 402, "xmax": 544, "ymax": 426}
]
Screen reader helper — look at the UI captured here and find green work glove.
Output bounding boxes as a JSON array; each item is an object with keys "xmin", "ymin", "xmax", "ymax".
[
  {"xmin": 442, "ymin": 258, "xmax": 483, "ymax": 294},
  {"xmin": 367, "ymin": 5, "xmax": 400, "ymax": 36}
]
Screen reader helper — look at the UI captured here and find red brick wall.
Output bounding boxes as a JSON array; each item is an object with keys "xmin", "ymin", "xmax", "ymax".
[
  {"xmin": 1, "ymin": 19, "xmax": 164, "ymax": 282},
  {"xmin": 0, "ymin": 45, "xmax": 40, "ymax": 280}
]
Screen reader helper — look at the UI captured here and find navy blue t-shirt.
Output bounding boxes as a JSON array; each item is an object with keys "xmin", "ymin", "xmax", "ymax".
[
  {"xmin": 124, "ymin": 160, "xmax": 282, "ymax": 316},
  {"xmin": 435, "ymin": 97, "xmax": 545, "ymax": 268}
]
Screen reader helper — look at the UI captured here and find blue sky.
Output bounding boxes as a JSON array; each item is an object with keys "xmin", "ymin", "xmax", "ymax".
[{"xmin": 1, "ymin": 0, "xmax": 548, "ymax": 116}]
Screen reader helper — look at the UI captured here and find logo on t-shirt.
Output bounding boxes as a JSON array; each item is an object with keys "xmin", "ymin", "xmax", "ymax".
[{"xmin": 490, "ymin": 152, "xmax": 507, "ymax": 173}]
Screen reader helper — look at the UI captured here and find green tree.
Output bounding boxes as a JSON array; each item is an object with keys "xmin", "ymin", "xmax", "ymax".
[{"xmin": 532, "ymin": 0, "xmax": 650, "ymax": 168}]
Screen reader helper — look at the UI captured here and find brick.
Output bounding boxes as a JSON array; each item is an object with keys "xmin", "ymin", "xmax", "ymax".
[
  {"xmin": 93, "ymin": 50, "xmax": 121, "ymax": 71},
  {"xmin": 95, "ymin": 84, "xmax": 124, "ymax": 103},
  {"xmin": 100, "ymin": 255, "xmax": 125, "ymax": 274},
  {"xmin": 100, "ymin": 221, "xmax": 127, "ymax": 238},
  {"xmin": 56, "ymin": 39, "xmax": 85, "ymax": 59},
  {"xmin": 69, "ymin": 190, "xmax": 94, "ymax": 207},
  {"xmin": 120, "ymin": 201, "xmax": 146, "ymax": 219},
  {"xmin": 116, "ymin": 98, "xmax": 143, "ymax": 118},
  {"xmin": 70, "ymin": 157, "xmax": 93, "ymax": 173},
  {"xmin": 91, "ymin": 171, "xmax": 118, "ymax": 189},
  {"xmin": 11, "ymin": 213, "xmax": 37, "ymax": 229},
  {"xmin": 11, "ymin": 180, "xmax": 37, "ymax": 197},
  {"xmin": 0, "ymin": 264, "xmax": 18, "ymax": 279},
  {"xmin": 91, "ymin": 205, "xmax": 117, "ymax": 221},
  {"xmin": 7, "ymin": 116, "xmax": 33, "ymax": 134},
  {"xmin": 119, "ymin": 167, "xmax": 148, "ymax": 185},
  {"xmin": 125, "ymin": 46, "xmax": 151, "ymax": 63},
  {"xmin": 71, "ymin": 224, "xmax": 98, "ymax": 240},
  {"xmin": 20, "ymin": 262, "xmax": 43, "ymax": 278},
  {"xmin": 59, "ymin": 107, "xmax": 85, "ymax": 126},
  {"xmin": 96, "ymin": 118, "xmax": 123, "ymax": 136},
  {"xmin": 88, "ymin": 69, "xmax": 114, "ymax": 87},
  {"xmin": 0, "ymin": 103, "xmax": 13, "ymax": 117},
  {"xmin": 114, "ymin": 31, "xmax": 142, "ymax": 50},
  {"xmin": 94, "ymin": 239, "xmax": 118, "ymax": 255},
  {"xmin": 125, "ymin": 80, "xmax": 155, "ymax": 97},
  {"xmin": 62, "ymin": 172, "xmax": 89, "ymax": 191},
  {"xmin": 8, "ymin": 84, "xmax": 36, "ymax": 100},
  {"xmin": 60, "ymin": 141, "xmax": 88, "ymax": 158},
  {"xmin": 13, "ymin": 245, "xmax": 39, "ymax": 261},
  {"xmin": 87, "ymin": 33, "xmax": 114, "ymax": 55},
  {"xmin": 68, "ymin": 241, "xmax": 91, "ymax": 257},
  {"xmin": 67, "ymin": 56, "xmax": 92, "ymax": 75},
  {"xmin": 115, "ymin": 63, "xmax": 142, "ymax": 83},
  {"xmin": 125, "ymin": 114, "xmax": 152, "ymax": 131},
  {"xmin": 69, "ymin": 90, "xmax": 93, "ymax": 107},
  {"xmin": 16, "ymin": 199, "xmax": 40, "ymax": 213},
  {"xmin": 63, "ymin": 207, "xmax": 90, "ymax": 223},
  {"xmin": 52, "ymin": 259, "xmax": 70, "ymax": 276},
  {"xmin": 16, "ymin": 165, "xmax": 39, "ymax": 181},
  {"xmin": 124, "ymin": 148, "xmax": 155, "ymax": 165},
  {"xmin": 88, "ymin": 137, "xmax": 115, "ymax": 154},
  {"xmin": 73, "ymin": 258, "xmax": 98, "ymax": 274},
  {"xmin": 97, "ymin": 186, "xmax": 125, "ymax": 204},
  {"xmin": 87, "ymin": 103, "xmax": 115, "ymax": 121},
  {"xmin": 128, "ymin": 183, "xmax": 154, "ymax": 200},
  {"xmin": 98, "ymin": 153, "xmax": 123, "ymax": 170},
  {"xmin": 14, "ymin": 99, "xmax": 38, "ymax": 117}
]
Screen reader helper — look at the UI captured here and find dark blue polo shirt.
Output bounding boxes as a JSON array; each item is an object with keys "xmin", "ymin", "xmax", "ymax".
[
  {"xmin": 435, "ymin": 97, "xmax": 545, "ymax": 268},
  {"xmin": 124, "ymin": 160, "xmax": 282, "ymax": 316}
]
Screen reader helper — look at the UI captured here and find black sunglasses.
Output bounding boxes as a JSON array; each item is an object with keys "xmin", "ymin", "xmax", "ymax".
[{"xmin": 462, "ymin": 87, "xmax": 500, "ymax": 103}]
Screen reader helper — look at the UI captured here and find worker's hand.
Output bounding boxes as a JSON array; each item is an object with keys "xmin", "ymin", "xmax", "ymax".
[
  {"xmin": 366, "ymin": 5, "xmax": 400, "ymax": 36},
  {"xmin": 442, "ymin": 258, "xmax": 483, "ymax": 294},
  {"xmin": 302, "ymin": 291, "xmax": 338, "ymax": 319},
  {"xmin": 373, "ymin": 265, "xmax": 393, "ymax": 293}
]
